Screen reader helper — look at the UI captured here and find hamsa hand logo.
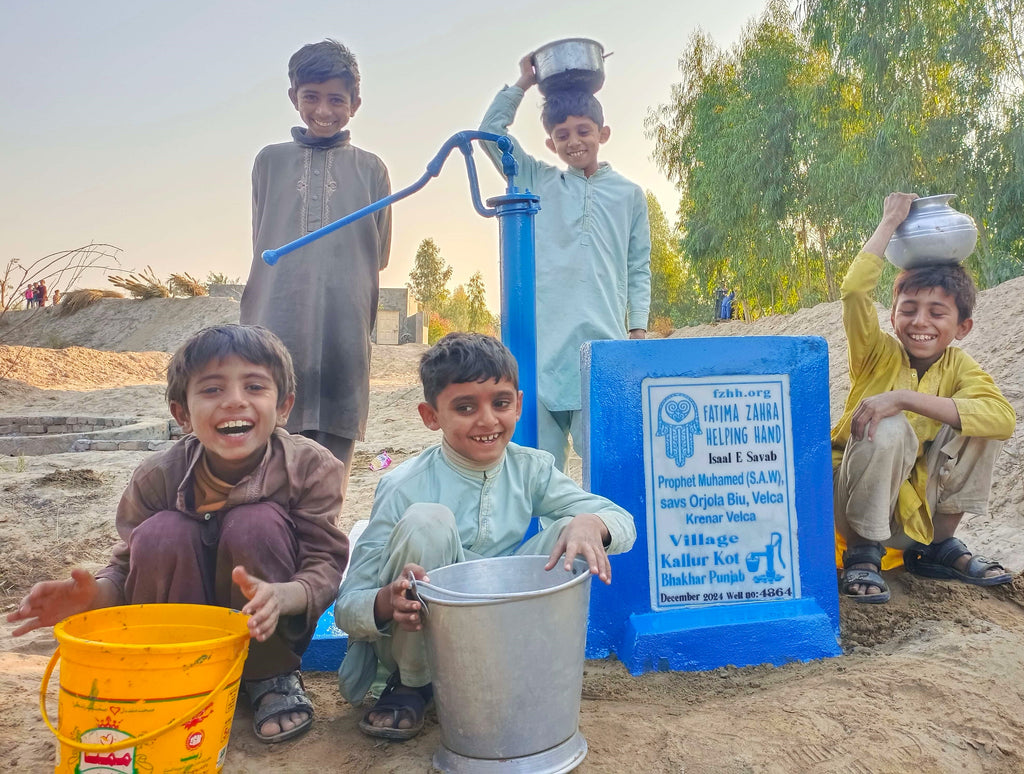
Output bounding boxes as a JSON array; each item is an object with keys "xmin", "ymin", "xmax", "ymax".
[{"xmin": 657, "ymin": 393, "xmax": 702, "ymax": 467}]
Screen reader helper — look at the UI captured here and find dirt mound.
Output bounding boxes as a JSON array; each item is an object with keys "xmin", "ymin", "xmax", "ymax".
[
  {"xmin": 1, "ymin": 345, "xmax": 169, "ymax": 390},
  {"xmin": 0, "ymin": 296, "xmax": 240, "ymax": 353},
  {"xmin": 3, "ymin": 276, "xmax": 1024, "ymax": 773}
]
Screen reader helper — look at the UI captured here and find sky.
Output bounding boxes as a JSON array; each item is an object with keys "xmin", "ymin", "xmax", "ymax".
[{"xmin": 1, "ymin": 0, "xmax": 770, "ymax": 311}]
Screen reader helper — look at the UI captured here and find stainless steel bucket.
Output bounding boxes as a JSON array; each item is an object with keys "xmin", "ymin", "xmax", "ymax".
[
  {"xmin": 414, "ymin": 555, "xmax": 591, "ymax": 763},
  {"xmin": 532, "ymin": 38, "xmax": 607, "ymax": 96}
]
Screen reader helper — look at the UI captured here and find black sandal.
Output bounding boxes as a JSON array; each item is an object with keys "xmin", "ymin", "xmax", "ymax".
[
  {"xmin": 904, "ymin": 537, "xmax": 1012, "ymax": 586},
  {"xmin": 244, "ymin": 670, "xmax": 314, "ymax": 744},
  {"xmin": 840, "ymin": 542, "xmax": 890, "ymax": 604},
  {"xmin": 358, "ymin": 670, "xmax": 433, "ymax": 741}
]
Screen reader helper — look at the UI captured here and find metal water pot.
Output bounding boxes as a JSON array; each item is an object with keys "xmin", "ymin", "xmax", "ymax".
[
  {"xmin": 532, "ymin": 38, "xmax": 608, "ymax": 96},
  {"xmin": 885, "ymin": 194, "xmax": 978, "ymax": 269}
]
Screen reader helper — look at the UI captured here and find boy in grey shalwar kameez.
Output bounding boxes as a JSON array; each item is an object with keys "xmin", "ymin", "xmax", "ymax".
[{"xmin": 241, "ymin": 39, "xmax": 391, "ymax": 492}]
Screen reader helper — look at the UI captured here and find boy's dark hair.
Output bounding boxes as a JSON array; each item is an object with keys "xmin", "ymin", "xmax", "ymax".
[
  {"xmin": 541, "ymin": 90, "xmax": 604, "ymax": 133},
  {"xmin": 892, "ymin": 264, "xmax": 977, "ymax": 322},
  {"xmin": 419, "ymin": 332, "xmax": 519, "ymax": 406},
  {"xmin": 288, "ymin": 39, "xmax": 360, "ymax": 99},
  {"xmin": 166, "ymin": 325, "xmax": 296, "ymax": 408}
]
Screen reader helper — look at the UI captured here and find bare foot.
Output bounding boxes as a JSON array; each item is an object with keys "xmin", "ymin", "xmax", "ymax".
[
  {"xmin": 254, "ymin": 691, "xmax": 310, "ymax": 736},
  {"xmin": 845, "ymin": 561, "xmax": 883, "ymax": 597},
  {"xmin": 952, "ymin": 552, "xmax": 1006, "ymax": 580},
  {"xmin": 368, "ymin": 685, "xmax": 422, "ymax": 729}
]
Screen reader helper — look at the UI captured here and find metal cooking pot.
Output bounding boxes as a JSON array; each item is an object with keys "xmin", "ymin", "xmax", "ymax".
[
  {"xmin": 532, "ymin": 38, "xmax": 608, "ymax": 96},
  {"xmin": 885, "ymin": 194, "xmax": 978, "ymax": 269}
]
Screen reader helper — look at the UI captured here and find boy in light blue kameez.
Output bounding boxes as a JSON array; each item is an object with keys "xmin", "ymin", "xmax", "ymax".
[
  {"xmin": 479, "ymin": 54, "xmax": 652, "ymax": 473},
  {"xmin": 335, "ymin": 333, "xmax": 636, "ymax": 740}
]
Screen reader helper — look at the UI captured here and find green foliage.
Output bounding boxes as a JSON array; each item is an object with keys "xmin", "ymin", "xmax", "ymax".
[
  {"xmin": 646, "ymin": 192, "xmax": 710, "ymax": 326},
  {"xmin": 407, "ymin": 238, "xmax": 453, "ymax": 313},
  {"xmin": 648, "ymin": 0, "xmax": 1024, "ymax": 317},
  {"xmin": 408, "ymin": 239, "xmax": 497, "ymax": 338},
  {"xmin": 205, "ymin": 271, "xmax": 240, "ymax": 286},
  {"xmin": 466, "ymin": 272, "xmax": 490, "ymax": 332},
  {"xmin": 428, "ymin": 311, "xmax": 455, "ymax": 345},
  {"xmin": 443, "ymin": 285, "xmax": 471, "ymax": 331}
]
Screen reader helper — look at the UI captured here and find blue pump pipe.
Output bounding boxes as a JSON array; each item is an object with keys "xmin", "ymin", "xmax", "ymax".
[{"xmin": 261, "ymin": 131, "xmax": 541, "ymax": 447}]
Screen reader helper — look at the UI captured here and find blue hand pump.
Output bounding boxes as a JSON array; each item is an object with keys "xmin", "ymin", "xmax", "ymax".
[{"xmin": 261, "ymin": 131, "xmax": 541, "ymax": 447}]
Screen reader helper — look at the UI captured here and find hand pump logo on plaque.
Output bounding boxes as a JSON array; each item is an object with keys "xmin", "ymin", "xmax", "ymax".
[{"xmin": 642, "ymin": 375, "xmax": 801, "ymax": 609}]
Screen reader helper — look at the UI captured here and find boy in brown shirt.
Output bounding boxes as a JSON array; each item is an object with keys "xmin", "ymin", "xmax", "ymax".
[{"xmin": 8, "ymin": 324, "xmax": 349, "ymax": 743}]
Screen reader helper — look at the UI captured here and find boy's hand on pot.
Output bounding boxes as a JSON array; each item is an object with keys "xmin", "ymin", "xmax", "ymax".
[
  {"xmin": 881, "ymin": 192, "xmax": 918, "ymax": 225},
  {"xmin": 516, "ymin": 53, "xmax": 538, "ymax": 90},
  {"xmin": 547, "ymin": 514, "xmax": 612, "ymax": 584},
  {"xmin": 6, "ymin": 568, "xmax": 99, "ymax": 636}
]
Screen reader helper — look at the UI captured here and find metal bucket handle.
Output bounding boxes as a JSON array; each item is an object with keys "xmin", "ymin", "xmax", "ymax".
[{"xmin": 408, "ymin": 560, "xmax": 588, "ymax": 614}]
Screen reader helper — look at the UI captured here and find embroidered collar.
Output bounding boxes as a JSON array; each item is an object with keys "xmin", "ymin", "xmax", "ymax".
[{"xmin": 291, "ymin": 127, "xmax": 351, "ymax": 149}]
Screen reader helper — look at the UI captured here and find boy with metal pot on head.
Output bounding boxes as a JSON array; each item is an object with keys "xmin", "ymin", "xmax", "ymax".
[
  {"xmin": 334, "ymin": 332, "xmax": 636, "ymax": 740},
  {"xmin": 478, "ymin": 51, "xmax": 652, "ymax": 475},
  {"xmin": 833, "ymin": 192, "xmax": 1015, "ymax": 604},
  {"xmin": 8, "ymin": 325, "xmax": 349, "ymax": 743}
]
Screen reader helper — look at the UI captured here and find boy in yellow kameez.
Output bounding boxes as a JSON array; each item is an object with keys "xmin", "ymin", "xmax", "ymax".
[{"xmin": 832, "ymin": 192, "xmax": 1015, "ymax": 603}]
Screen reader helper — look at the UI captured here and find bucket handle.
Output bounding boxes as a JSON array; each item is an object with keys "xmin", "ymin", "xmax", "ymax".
[
  {"xmin": 40, "ymin": 643, "xmax": 247, "ymax": 753},
  {"xmin": 409, "ymin": 562, "xmax": 587, "ymax": 607}
]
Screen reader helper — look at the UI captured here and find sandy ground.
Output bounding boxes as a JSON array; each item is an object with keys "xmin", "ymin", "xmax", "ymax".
[{"xmin": 2, "ymin": 292, "xmax": 1024, "ymax": 773}]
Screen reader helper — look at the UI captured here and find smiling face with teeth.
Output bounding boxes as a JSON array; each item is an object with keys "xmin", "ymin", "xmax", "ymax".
[
  {"xmin": 289, "ymin": 77, "xmax": 360, "ymax": 139},
  {"xmin": 891, "ymin": 286, "xmax": 973, "ymax": 375},
  {"xmin": 417, "ymin": 377, "xmax": 522, "ymax": 467},
  {"xmin": 544, "ymin": 115, "xmax": 610, "ymax": 178},
  {"xmin": 170, "ymin": 354, "xmax": 294, "ymax": 484}
]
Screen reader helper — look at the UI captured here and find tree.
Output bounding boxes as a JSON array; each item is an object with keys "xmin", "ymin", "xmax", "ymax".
[
  {"xmin": 407, "ymin": 238, "xmax": 452, "ymax": 313},
  {"xmin": 647, "ymin": 3, "xmax": 815, "ymax": 314},
  {"xmin": 442, "ymin": 285, "xmax": 471, "ymax": 331},
  {"xmin": 801, "ymin": 0, "xmax": 1024, "ymax": 289},
  {"xmin": 648, "ymin": 0, "xmax": 1024, "ymax": 315},
  {"xmin": 646, "ymin": 193, "xmax": 707, "ymax": 327},
  {"xmin": 466, "ymin": 271, "xmax": 490, "ymax": 332}
]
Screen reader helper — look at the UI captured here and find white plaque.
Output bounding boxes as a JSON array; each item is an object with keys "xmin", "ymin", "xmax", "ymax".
[{"xmin": 641, "ymin": 375, "xmax": 801, "ymax": 609}]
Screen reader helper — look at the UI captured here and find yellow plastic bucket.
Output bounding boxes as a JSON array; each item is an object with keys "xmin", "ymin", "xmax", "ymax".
[{"xmin": 41, "ymin": 603, "xmax": 251, "ymax": 773}]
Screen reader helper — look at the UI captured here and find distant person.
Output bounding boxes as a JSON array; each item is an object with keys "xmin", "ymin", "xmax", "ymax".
[
  {"xmin": 7, "ymin": 325, "xmax": 350, "ymax": 743},
  {"xmin": 833, "ymin": 192, "xmax": 1015, "ymax": 604},
  {"xmin": 335, "ymin": 333, "xmax": 636, "ymax": 740},
  {"xmin": 241, "ymin": 39, "xmax": 391, "ymax": 495},
  {"xmin": 24, "ymin": 284, "xmax": 34, "ymax": 309},
  {"xmin": 719, "ymin": 289, "xmax": 735, "ymax": 321},
  {"xmin": 713, "ymin": 285, "xmax": 727, "ymax": 321},
  {"xmin": 51, "ymin": 289, "xmax": 61, "ymax": 306},
  {"xmin": 479, "ymin": 54, "xmax": 651, "ymax": 474},
  {"xmin": 37, "ymin": 279, "xmax": 47, "ymax": 308}
]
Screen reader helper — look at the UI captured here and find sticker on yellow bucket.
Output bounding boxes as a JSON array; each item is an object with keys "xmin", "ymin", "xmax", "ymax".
[{"xmin": 77, "ymin": 729, "xmax": 133, "ymax": 772}]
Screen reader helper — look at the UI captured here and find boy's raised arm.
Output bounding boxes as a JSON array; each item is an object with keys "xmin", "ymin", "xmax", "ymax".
[
  {"xmin": 862, "ymin": 192, "xmax": 918, "ymax": 257},
  {"xmin": 514, "ymin": 53, "xmax": 537, "ymax": 92},
  {"xmin": 478, "ymin": 55, "xmax": 541, "ymax": 186}
]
